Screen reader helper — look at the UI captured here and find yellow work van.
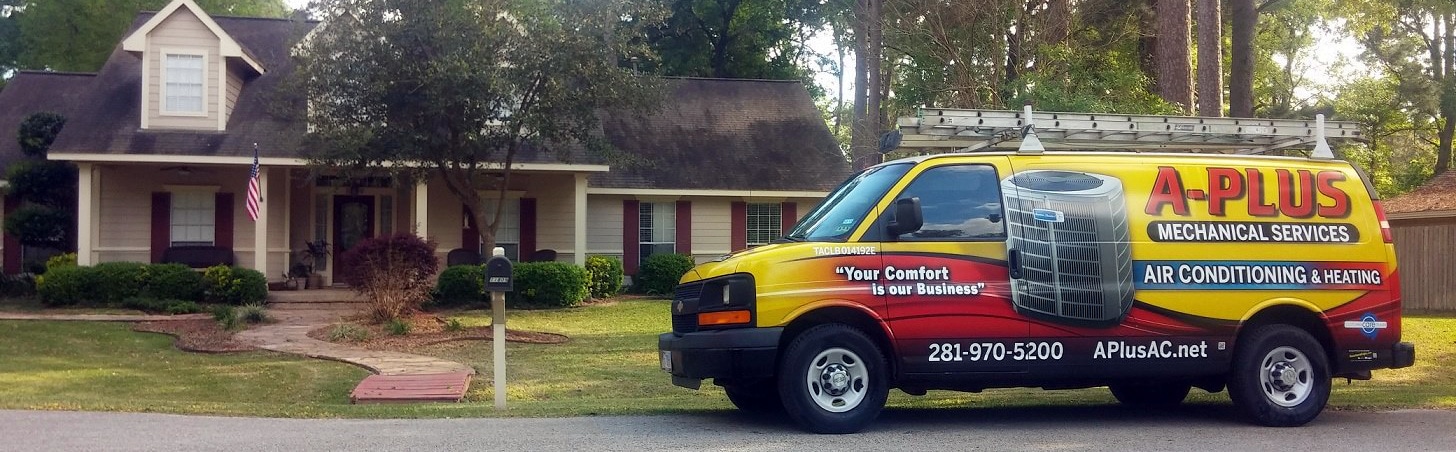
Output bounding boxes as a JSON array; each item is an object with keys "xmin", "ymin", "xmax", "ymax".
[{"xmin": 659, "ymin": 150, "xmax": 1414, "ymax": 433}]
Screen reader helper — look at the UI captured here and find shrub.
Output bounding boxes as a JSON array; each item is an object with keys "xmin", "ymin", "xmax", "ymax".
[
  {"xmin": 635, "ymin": 253, "xmax": 695, "ymax": 295},
  {"xmin": 434, "ymin": 265, "xmax": 484, "ymax": 306},
  {"xmin": 443, "ymin": 317, "xmax": 465, "ymax": 332},
  {"xmin": 328, "ymin": 324, "xmax": 370, "ymax": 342},
  {"xmin": 509, "ymin": 262, "xmax": 589, "ymax": 308},
  {"xmin": 44, "ymin": 252, "xmax": 76, "ymax": 273},
  {"xmin": 164, "ymin": 300, "xmax": 202, "ymax": 314},
  {"xmin": 36, "ymin": 265, "xmax": 103, "ymax": 306},
  {"xmin": 211, "ymin": 305, "xmax": 239, "ymax": 331},
  {"xmin": 145, "ymin": 263, "xmax": 203, "ymax": 301},
  {"xmin": 386, "ymin": 318, "xmax": 411, "ymax": 336},
  {"xmin": 0, "ymin": 273, "xmax": 36, "ymax": 297},
  {"xmin": 237, "ymin": 303, "xmax": 270, "ymax": 324},
  {"xmin": 202, "ymin": 265, "xmax": 268, "ymax": 305},
  {"xmin": 93, "ymin": 262, "xmax": 148, "ymax": 306},
  {"xmin": 585, "ymin": 256, "xmax": 624, "ymax": 299},
  {"xmin": 336, "ymin": 233, "xmax": 439, "ymax": 322}
]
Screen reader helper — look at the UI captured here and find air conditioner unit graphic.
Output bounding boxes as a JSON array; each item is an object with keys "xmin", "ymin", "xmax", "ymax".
[{"xmin": 1000, "ymin": 170, "xmax": 1134, "ymax": 326}]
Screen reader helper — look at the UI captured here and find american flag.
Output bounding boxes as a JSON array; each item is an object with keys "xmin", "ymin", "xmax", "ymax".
[{"xmin": 246, "ymin": 143, "xmax": 261, "ymax": 222}]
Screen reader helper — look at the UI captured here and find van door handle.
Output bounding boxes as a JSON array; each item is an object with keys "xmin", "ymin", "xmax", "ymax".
[{"xmin": 1008, "ymin": 249, "xmax": 1023, "ymax": 279}]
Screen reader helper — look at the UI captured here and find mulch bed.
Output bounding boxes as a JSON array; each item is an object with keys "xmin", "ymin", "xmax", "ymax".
[
  {"xmin": 306, "ymin": 313, "xmax": 569, "ymax": 351},
  {"xmin": 133, "ymin": 319, "xmax": 256, "ymax": 353}
]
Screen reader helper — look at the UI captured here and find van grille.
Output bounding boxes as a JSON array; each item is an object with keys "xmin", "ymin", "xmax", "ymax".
[
  {"xmin": 1002, "ymin": 170, "xmax": 1135, "ymax": 325},
  {"xmin": 671, "ymin": 282, "xmax": 704, "ymax": 333}
]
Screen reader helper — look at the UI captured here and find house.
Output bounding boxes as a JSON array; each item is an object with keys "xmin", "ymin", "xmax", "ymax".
[
  {"xmin": 1381, "ymin": 171, "xmax": 1456, "ymax": 312},
  {"xmin": 0, "ymin": 0, "xmax": 849, "ymax": 284}
]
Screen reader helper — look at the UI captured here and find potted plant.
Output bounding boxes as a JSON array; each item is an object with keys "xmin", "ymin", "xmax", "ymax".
[
  {"xmin": 300, "ymin": 240, "xmax": 331, "ymax": 289},
  {"xmin": 285, "ymin": 262, "xmax": 311, "ymax": 290}
]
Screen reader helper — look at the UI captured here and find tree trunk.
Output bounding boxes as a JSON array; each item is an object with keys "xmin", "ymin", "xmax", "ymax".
[
  {"xmin": 835, "ymin": 26, "xmax": 846, "ymax": 136},
  {"xmin": 1195, "ymin": 0, "xmax": 1222, "ymax": 117},
  {"xmin": 1229, "ymin": 0, "xmax": 1255, "ymax": 118},
  {"xmin": 1154, "ymin": 0, "xmax": 1193, "ymax": 114},
  {"xmin": 851, "ymin": 0, "xmax": 871, "ymax": 170},
  {"xmin": 865, "ymin": 0, "xmax": 883, "ymax": 165}
]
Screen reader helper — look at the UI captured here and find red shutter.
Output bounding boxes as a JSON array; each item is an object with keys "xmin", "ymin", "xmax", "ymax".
[
  {"xmin": 3, "ymin": 199, "xmax": 20, "ymax": 274},
  {"xmin": 150, "ymin": 192, "xmax": 171, "ymax": 263},
  {"xmin": 731, "ymin": 201, "xmax": 747, "ymax": 251},
  {"xmin": 215, "ymin": 192, "xmax": 234, "ymax": 250},
  {"xmin": 461, "ymin": 204, "xmax": 479, "ymax": 253},
  {"xmin": 781, "ymin": 202, "xmax": 797, "ymax": 235},
  {"xmin": 520, "ymin": 198, "xmax": 537, "ymax": 258},
  {"xmin": 675, "ymin": 200, "xmax": 691, "ymax": 256},
  {"xmin": 623, "ymin": 200, "xmax": 639, "ymax": 275}
]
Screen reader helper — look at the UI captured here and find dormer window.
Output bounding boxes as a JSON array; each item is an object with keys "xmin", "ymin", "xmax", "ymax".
[{"xmin": 162, "ymin": 52, "xmax": 206, "ymax": 115}]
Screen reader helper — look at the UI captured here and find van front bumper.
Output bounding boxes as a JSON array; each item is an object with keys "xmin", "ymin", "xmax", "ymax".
[{"xmin": 658, "ymin": 327, "xmax": 782, "ymax": 390}]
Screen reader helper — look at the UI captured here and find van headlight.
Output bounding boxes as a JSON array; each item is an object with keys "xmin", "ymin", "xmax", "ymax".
[{"xmin": 697, "ymin": 274, "xmax": 755, "ymax": 328}]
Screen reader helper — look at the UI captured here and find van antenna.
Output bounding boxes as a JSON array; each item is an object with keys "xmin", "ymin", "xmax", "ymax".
[
  {"xmin": 1310, "ymin": 114, "xmax": 1334, "ymax": 159},
  {"xmin": 1018, "ymin": 105, "xmax": 1045, "ymax": 154}
]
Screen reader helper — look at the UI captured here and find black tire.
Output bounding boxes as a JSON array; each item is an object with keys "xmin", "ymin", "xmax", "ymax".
[
  {"xmin": 1109, "ymin": 381, "xmax": 1191, "ymax": 408},
  {"xmin": 723, "ymin": 379, "xmax": 783, "ymax": 413},
  {"xmin": 777, "ymin": 324, "xmax": 889, "ymax": 434},
  {"xmin": 1228, "ymin": 324, "xmax": 1331, "ymax": 427}
]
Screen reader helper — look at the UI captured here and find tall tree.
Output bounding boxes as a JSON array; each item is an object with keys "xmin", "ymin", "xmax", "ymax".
[
  {"xmin": 10, "ymin": 0, "xmax": 287, "ymax": 73},
  {"xmin": 296, "ymin": 0, "xmax": 666, "ymax": 253},
  {"xmin": 1195, "ymin": 0, "xmax": 1221, "ymax": 116},
  {"xmin": 1229, "ymin": 0, "xmax": 1256, "ymax": 117},
  {"xmin": 647, "ymin": 0, "xmax": 823, "ymax": 81},
  {"xmin": 1338, "ymin": 0, "xmax": 1455, "ymax": 174},
  {"xmin": 1154, "ymin": 0, "xmax": 1193, "ymax": 113}
]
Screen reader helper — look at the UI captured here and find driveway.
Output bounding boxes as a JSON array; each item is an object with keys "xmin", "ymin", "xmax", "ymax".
[{"xmin": 3, "ymin": 407, "xmax": 1452, "ymax": 451}]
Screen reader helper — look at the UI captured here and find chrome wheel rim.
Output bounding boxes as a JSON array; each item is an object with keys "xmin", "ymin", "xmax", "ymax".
[
  {"xmin": 805, "ymin": 347, "xmax": 868, "ymax": 413},
  {"xmin": 1260, "ymin": 346, "xmax": 1313, "ymax": 407}
]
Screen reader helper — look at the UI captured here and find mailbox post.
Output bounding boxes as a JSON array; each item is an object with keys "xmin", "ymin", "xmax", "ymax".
[{"xmin": 483, "ymin": 247, "xmax": 513, "ymax": 409}]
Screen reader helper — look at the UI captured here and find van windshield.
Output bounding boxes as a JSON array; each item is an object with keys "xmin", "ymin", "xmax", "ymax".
[{"xmin": 782, "ymin": 163, "xmax": 913, "ymax": 242}]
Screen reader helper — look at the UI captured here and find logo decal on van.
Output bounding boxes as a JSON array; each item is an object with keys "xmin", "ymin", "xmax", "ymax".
[
  {"xmin": 1343, "ymin": 313, "xmax": 1387, "ymax": 340},
  {"xmin": 1032, "ymin": 208, "xmax": 1065, "ymax": 223}
]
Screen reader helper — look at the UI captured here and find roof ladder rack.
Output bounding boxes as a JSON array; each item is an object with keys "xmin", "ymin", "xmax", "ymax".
[{"xmin": 897, "ymin": 107, "xmax": 1362, "ymax": 156}]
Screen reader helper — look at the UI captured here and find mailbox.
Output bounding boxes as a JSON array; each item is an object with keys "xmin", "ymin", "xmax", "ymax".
[{"xmin": 484, "ymin": 255, "xmax": 513, "ymax": 292}]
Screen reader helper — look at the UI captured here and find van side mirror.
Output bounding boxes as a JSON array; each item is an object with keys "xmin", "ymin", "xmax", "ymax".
[{"xmin": 887, "ymin": 197, "xmax": 923, "ymax": 237}]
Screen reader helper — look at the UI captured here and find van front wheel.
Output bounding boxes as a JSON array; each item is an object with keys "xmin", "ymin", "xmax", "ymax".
[
  {"xmin": 778, "ymin": 324, "xmax": 888, "ymax": 434},
  {"xmin": 1228, "ymin": 325, "xmax": 1331, "ymax": 426}
]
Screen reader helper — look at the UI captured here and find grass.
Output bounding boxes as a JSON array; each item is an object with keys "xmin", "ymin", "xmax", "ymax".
[
  {"xmin": 0, "ymin": 296, "xmax": 145, "ymax": 315},
  {"xmin": 0, "ymin": 301, "xmax": 1450, "ymax": 418}
]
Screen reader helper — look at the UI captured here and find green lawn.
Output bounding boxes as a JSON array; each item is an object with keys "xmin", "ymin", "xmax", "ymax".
[{"xmin": 0, "ymin": 300, "xmax": 1450, "ymax": 418}]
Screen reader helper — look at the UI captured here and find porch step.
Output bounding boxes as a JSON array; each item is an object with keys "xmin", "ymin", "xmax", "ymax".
[
  {"xmin": 267, "ymin": 288, "xmax": 366, "ymax": 304},
  {"xmin": 268, "ymin": 301, "xmax": 368, "ymax": 311}
]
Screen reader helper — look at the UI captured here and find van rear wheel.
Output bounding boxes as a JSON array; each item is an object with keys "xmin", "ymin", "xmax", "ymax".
[
  {"xmin": 1109, "ymin": 382, "xmax": 1191, "ymax": 408},
  {"xmin": 1228, "ymin": 325, "xmax": 1331, "ymax": 426},
  {"xmin": 778, "ymin": 324, "xmax": 888, "ymax": 434}
]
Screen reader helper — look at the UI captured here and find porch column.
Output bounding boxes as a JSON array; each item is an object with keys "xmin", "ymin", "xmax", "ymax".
[
  {"xmin": 254, "ymin": 167, "xmax": 270, "ymax": 280},
  {"xmin": 77, "ymin": 163, "xmax": 97, "ymax": 266},
  {"xmin": 414, "ymin": 179, "xmax": 429, "ymax": 239},
  {"xmin": 573, "ymin": 173, "xmax": 587, "ymax": 265}
]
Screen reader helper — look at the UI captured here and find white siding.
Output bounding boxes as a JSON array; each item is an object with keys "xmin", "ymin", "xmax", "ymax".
[
  {"xmin": 521, "ymin": 174, "xmax": 577, "ymax": 259},
  {"xmin": 691, "ymin": 198, "xmax": 732, "ymax": 257},
  {"xmin": 145, "ymin": 8, "xmax": 221, "ymax": 130},
  {"xmin": 587, "ymin": 195, "xmax": 624, "ymax": 254}
]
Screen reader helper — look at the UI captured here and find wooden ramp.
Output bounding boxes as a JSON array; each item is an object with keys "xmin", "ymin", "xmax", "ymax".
[{"xmin": 350, "ymin": 372, "xmax": 472, "ymax": 403}]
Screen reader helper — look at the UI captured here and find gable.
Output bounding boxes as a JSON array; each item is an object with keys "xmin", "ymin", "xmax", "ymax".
[{"xmin": 121, "ymin": 0, "xmax": 264, "ymax": 74}]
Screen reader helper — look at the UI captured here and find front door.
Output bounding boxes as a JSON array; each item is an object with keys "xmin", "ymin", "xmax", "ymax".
[{"xmin": 332, "ymin": 195, "xmax": 375, "ymax": 283}]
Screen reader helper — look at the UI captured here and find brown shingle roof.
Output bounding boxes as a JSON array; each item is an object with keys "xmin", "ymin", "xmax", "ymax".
[
  {"xmin": 0, "ymin": 71, "xmax": 97, "ymax": 171},
  {"xmin": 1383, "ymin": 170, "xmax": 1456, "ymax": 214},
  {"xmin": 21, "ymin": 11, "xmax": 848, "ymax": 192},
  {"xmin": 592, "ymin": 77, "xmax": 850, "ymax": 191},
  {"xmin": 47, "ymin": 13, "xmax": 317, "ymax": 159}
]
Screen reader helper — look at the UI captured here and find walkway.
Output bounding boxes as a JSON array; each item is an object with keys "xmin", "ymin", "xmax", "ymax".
[
  {"xmin": 0, "ymin": 312, "xmax": 210, "ymax": 322},
  {"xmin": 235, "ymin": 289, "xmax": 475, "ymax": 403}
]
